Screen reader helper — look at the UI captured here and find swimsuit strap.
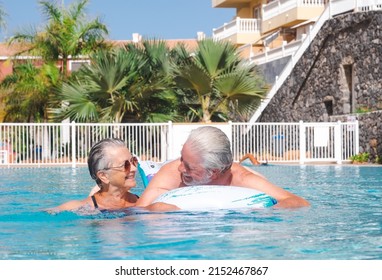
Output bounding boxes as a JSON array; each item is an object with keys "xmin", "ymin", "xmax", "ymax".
[
  {"xmin": 91, "ymin": 195, "xmax": 99, "ymax": 209},
  {"xmin": 91, "ymin": 193, "xmax": 138, "ymax": 210}
]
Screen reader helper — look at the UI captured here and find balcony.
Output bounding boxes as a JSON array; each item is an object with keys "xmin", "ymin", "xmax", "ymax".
[
  {"xmin": 262, "ymin": 0, "xmax": 326, "ymax": 33},
  {"xmin": 212, "ymin": 0, "xmax": 326, "ymax": 44},
  {"xmin": 213, "ymin": 17, "xmax": 262, "ymax": 44}
]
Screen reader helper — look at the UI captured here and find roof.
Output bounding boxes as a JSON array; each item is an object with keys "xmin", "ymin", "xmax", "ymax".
[
  {"xmin": 0, "ymin": 39, "xmax": 200, "ymax": 58},
  {"xmin": 0, "ymin": 42, "xmax": 31, "ymax": 57},
  {"xmin": 108, "ymin": 39, "xmax": 199, "ymax": 51}
]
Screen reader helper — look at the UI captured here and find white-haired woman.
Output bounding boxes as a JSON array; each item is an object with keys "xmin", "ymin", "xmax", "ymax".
[{"xmin": 53, "ymin": 138, "xmax": 139, "ymax": 212}]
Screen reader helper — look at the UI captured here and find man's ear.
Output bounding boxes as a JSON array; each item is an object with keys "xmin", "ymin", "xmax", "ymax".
[{"xmin": 209, "ymin": 169, "xmax": 220, "ymax": 180}]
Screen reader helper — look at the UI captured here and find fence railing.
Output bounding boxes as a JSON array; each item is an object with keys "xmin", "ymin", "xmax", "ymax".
[
  {"xmin": 247, "ymin": 39, "xmax": 303, "ymax": 65},
  {"xmin": 0, "ymin": 121, "xmax": 359, "ymax": 167},
  {"xmin": 232, "ymin": 121, "xmax": 358, "ymax": 164},
  {"xmin": 0, "ymin": 122, "xmax": 170, "ymax": 167}
]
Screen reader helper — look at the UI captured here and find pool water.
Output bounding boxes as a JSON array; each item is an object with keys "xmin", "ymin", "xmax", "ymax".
[{"xmin": 0, "ymin": 165, "xmax": 381, "ymax": 260}]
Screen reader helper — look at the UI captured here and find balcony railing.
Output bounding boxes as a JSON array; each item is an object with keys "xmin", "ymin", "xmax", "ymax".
[
  {"xmin": 247, "ymin": 38, "xmax": 305, "ymax": 65},
  {"xmin": 263, "ymin": 0, "xmax": 327, "ymax": 21},
  {"xmin": 212, "ymin": 18, "xmax": 261, "ymax": 41}
]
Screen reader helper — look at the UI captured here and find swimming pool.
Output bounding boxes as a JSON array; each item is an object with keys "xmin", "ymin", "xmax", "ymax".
[{"xmin": 0, "ymin": 164, "xmax": 381, "ymax": 260}]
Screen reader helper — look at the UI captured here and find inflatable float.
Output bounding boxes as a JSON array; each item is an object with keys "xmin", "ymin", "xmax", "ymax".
[{"xmin": 137, "ymin": 160, "xmax": 277, "ymax": 210}]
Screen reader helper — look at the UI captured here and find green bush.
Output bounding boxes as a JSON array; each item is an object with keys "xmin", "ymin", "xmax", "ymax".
[
  {"xmin": 349, "ymin": 152, "xmax": 369, "ymax": 163},
  {"xmin": 376, "ymin": 155, "xmax": 382, "ymax": 164}
]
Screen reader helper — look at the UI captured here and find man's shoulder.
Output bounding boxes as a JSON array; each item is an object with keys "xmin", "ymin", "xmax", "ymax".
[
  {"xmin": 231, "ymin": 162, "xmax": 246, "ymax": 172},
  {"xmin": 161, "ymin": 158, "xmax": 180, "ymax": 169},
  {"xmin": 231, "ymin": 163, "xmax": 266, "ymax": 180},
  {"xmin": 148, "ymin": 159, "xmax": 181, "ymax": 184}
]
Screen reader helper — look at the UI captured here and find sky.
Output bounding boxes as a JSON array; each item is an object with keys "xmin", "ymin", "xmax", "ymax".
[{"xmin": 0, "ymin": 0, "xmax": 235, "ymax": 41}]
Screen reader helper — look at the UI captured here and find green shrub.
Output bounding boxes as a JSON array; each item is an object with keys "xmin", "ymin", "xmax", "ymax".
[
  {"xmin": 349, "ymin": 152, "xmax": 369, "ymax": 163},
  {"xmin": 376, "ymin": 155, "xmax": 382, "ymax": 164}
]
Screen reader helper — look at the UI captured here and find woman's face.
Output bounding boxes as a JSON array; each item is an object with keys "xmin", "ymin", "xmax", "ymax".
[{"xmin": 103, "ymin": 146, "xmax": 137, "ymax": 190}]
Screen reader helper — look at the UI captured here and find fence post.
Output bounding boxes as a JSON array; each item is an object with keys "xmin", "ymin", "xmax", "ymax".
[
  {"xmin": 299, "ymin": 120, "xmax": 306, "ymax": 164},
  {"xmin": 167, "ymin": 121, "xmax": 173, "ymax": 160},
  {"xmin": 71, "ymin": 121, "xmax": 76, "ymax": 168},
  {"xmin": 228, "ymin": 121, "xmax": 233, "ymax": 144},
  {"xmin": 329, "ymin": 0, "xmax": 332, "ymax": 18},
  {"xmin": 354, "ymin": 120, "xmax": 359, "ymax": 155},
  {"xmin": 335, "ymin": 121, "xmax": 342, "ymax": 164}
]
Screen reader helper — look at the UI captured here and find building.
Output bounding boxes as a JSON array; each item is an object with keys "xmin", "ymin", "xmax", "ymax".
[
  {"xmin": 0, "ymin": 35, "xmax": 200, "ymax": 81},
  {"xmin": 212, "ymin": 0, "xmax": 326, "ymax": 62},
  {"xmin": 212, "ymin": 0, "xmax": 382, "ymax": 155}
]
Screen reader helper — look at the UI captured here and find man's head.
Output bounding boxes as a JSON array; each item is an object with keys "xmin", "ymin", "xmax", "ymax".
[{"xmin": 179, "ymin": 126, "xmax": 233, "ymax": 185}]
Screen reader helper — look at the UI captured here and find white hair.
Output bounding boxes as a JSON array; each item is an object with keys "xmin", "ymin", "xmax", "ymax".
[{"xmin": 185, "ymin": 126, "xmax": 233, "ymax": 174}]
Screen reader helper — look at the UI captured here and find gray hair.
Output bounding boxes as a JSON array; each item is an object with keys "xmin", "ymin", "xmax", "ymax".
[
  {"xmin": 87, "ymin": 138, "xmax": 127, "ymax": 186},
  {"xmin": 185, "ymin": 126, "xmax": 233, "ymax": 174}
]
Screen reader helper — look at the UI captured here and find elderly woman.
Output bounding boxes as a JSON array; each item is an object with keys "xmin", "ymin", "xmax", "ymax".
[{"xmin": 53, "ymin": 138, "xmax": 139, "ymax": 212}]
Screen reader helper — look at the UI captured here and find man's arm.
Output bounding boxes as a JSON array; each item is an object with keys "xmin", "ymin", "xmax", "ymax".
[
  {"xmin": 253, "ymin": 178, "xmax": 309, "ymax": 208},
  {"xmin": 243, "ymin": 166, "xmax": 266, "ymax": 179},
  {"xmin": 247, "ymin": 175, "xmax": 309, "ymax": 208},
  {"xmin": 136, "ymin": 160, "xmax": 182, "ymax": 207},
  {"xmin": 145, "ymin": 202, "xmax": 180, "ymax": 212},
  {"xmin": 233, "ymin": 163, "xmax": 310, "ymax": 208}
]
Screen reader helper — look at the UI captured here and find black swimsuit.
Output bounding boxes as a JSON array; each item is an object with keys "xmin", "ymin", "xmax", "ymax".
[
  {"xmin": 91, "ymin": 194, "xmax": 139, "ymax": 209},
  {"xmin": 91, "ymin": 195, "xmax": 99, "ymax": 209}
]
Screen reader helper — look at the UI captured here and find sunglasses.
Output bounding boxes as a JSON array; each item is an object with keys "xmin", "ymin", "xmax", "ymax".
[{"xmin": 103, "ymin": 156, "xmax": 138, "ymax": 173}]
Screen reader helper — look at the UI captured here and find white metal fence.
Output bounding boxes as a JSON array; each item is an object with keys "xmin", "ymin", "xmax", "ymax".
[
  {"xmin": 232, "ymin": 121, "xmax": 359, "ymax": 164},
  {"xmin": 0, "ymin": 121, "xmax": 359, "ymax": 167},
  {"xmin": 0, "ymin": 122, "xmax": 170, "ymax": 167}
]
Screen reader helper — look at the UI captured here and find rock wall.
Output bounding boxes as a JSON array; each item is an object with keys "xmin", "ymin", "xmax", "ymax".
[
  {"xmin": 331, "ymin": 111, "xmax": 382, "ymax": 155},
  {"xmin": 258, "ymin": 56, "xmax": 290, "ymax": 85},
  {"xmin": 258, "ymin": 11, "xmax": 382, "ymax": 154}
]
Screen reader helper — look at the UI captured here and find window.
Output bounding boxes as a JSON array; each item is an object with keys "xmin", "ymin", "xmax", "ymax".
[
  {"xmin": 253, "ymin": 5, "xmax": 261, "ymax": 19},
  {"xmin": 324, "ymin": 99, "xmax": 333, "ymax": 116},
  {"xmin": 69, "ymin": 60, "xmax": 90, "ymax": 72},
  {"xmin": 343, "ymin": 64, "xmax": 354, "ymax": 113}
]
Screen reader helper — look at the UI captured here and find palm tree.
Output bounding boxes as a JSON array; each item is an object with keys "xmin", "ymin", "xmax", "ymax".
[
  {"xmin": 50, "ymin": 47, "xmax": 142, "ymax": 123},
  {"xmin": 2, "ymin": 0, "xmax": 109, "ymax": 123},
  {"xmin": 0, "ymin": 4, "xmax": 7, "ymax": 121},
  {"xmin": 172, "ymin": 38, "xmax": 268, "ymax": 123},
  {"xmin": 52, "ymin": 40, "xmax": 179, "ymax": 123},
  {"xmin": 9, "ymin": 0, "xmax": 108, "ymax": 78},
  {"xmin": 124, "ymin": 39, "xmax": 179, "ymax": 122},
  {"xmin": 0, "ymin": 61, "xmax": 60, "ymax": 122}
]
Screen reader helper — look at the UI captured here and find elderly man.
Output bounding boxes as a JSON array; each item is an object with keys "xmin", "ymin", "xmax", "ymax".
[{"xmin": 137, "ymin": 126, "xmax": 309, "ymax": 209}]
